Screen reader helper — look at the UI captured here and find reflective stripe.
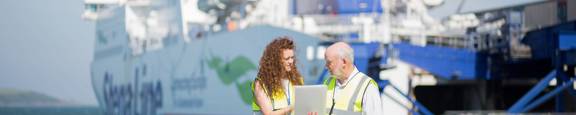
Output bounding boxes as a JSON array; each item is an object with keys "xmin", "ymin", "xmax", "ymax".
[
  {"xmin": 348, "ymin": 76, "xmax": 369, "ymax": 111},
  {"xmin": 324, "ymin": 73, "xmax": 377, "ymax": 113},
  {"xmin": 360, "ymin": 80, "xmax": 378, "ymax": 109},
  {"xmin": 324, "ymin": 77, "xmax": 335, "ymax": 89}
]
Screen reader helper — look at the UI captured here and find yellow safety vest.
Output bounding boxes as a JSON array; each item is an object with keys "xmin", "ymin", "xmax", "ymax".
[
  {"xmin": 251, "ymin": 79, "xmax": 295, "ymax": 112},
  {"xmin": 323, "ymin": 72, "xmax": 377, "ymax": 114}
]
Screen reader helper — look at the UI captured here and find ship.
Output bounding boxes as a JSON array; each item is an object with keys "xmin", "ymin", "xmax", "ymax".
[{"xmin": 82, "ymin": 0, "xmax": 576, "ymax": 114}]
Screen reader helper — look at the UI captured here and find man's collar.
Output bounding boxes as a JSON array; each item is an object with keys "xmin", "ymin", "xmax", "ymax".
[{"xmin": 336, "ymin": 66, "xmax": 359, "ymax": 87}]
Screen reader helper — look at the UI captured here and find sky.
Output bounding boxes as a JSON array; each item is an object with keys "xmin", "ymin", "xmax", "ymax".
[{"xmin": 0, "ymin": 0, "xmax": 97, "ymax": 105}]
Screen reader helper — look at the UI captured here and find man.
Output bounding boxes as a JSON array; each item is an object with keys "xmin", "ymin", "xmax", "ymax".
[{"xmin": 323, "ymin": 42, "xmax": 383, "ymax": 115}]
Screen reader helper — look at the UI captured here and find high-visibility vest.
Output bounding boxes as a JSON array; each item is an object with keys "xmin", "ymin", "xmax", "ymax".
[
  {"xmin": 251, "ymin": 79, "xmax": 295, "ymax": 112},
  {"xmin": 324, "ymin": 72, "xmax": 377, "ymax": 114}
]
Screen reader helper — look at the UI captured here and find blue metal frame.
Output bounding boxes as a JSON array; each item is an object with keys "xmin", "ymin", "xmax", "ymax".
[
  {"xmin": 522, "ymin": 78, "xmax": 574, "ymax": 112},
  {"xmin": 378, "ymin": 80, "xmax": 434, "ymax": 115},
  {"xmin": 507, "ymin": 71, "xmax": 557, "ymax": 113},
  {"xmin": 508, "ymin": 31, "xmax": 576, "ymax": 113},
  {"xmin": 558, "ymin": 31, "xmax": 576, "ymax": 96},
  {"xmin": 507, "ymin": 71, "xmax": 575, "ymax": 113},
  {"xmin": 393, "ymin": 43, "xmax": 486, "ymax": 80}
]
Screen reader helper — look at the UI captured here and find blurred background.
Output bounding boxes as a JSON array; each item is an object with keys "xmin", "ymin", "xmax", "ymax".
[
  {"xmin": 1, "ymin": 0, "xmax": 576, "ymax": 114},
  {"xmin": 0, "ymin": 0, "xmax": 101, "ymax": 114}
]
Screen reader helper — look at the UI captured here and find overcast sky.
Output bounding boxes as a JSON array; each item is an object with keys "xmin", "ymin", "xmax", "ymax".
[{"xmin": 0, "ymin": 0, "xmax": 97, "ymax": 105}]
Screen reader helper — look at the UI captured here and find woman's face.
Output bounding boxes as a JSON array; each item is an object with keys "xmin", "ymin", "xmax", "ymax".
[{"xmin": 281, "ymin": 49, "xmax": 295, "ymax": 72}]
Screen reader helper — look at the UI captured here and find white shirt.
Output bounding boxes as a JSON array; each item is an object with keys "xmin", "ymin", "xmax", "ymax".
[{"xmin": 334, "ymin": 67, "xmax": 383, "ymax": 115}]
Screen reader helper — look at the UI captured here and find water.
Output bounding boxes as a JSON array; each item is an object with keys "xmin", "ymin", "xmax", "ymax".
[{"xmin": 0, "ymin": 106, "xmax": 103, "ymax": 115}]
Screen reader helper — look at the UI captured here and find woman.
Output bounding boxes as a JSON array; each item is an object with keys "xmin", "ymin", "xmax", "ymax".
[{"xmin": 252, "ymin": 37, "xmax": 304, "ymax": 115}]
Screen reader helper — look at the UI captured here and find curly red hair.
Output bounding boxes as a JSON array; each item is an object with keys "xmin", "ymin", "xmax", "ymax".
[{"xmin": 257, "ymin": 37, "xmax": 303, "ymax": 98}]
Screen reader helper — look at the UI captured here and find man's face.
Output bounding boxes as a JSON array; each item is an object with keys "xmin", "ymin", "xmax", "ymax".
[
  {"xmin": 325, "ymin": 52, "xmax": 344, "ymax": 78},
  {"xmin": 282, "ymin": 49, "xmax": 295, "ymax": 72}
]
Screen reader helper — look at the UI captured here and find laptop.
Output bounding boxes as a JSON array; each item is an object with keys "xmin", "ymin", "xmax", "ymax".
[{"xmin": 294, "ymin": 85, "xmax": 327, "ymax": 115}]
